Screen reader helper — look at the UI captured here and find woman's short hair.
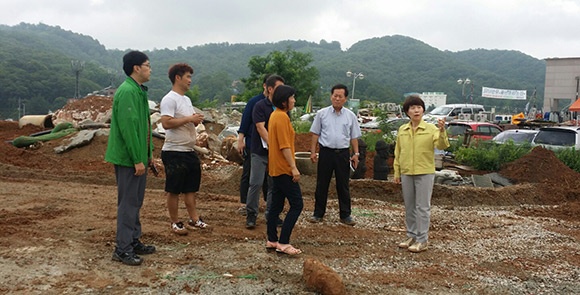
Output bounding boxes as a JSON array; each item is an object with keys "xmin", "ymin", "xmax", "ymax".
[
  {"xmin": 272, "ymin": 85, "xmax": 296, "ymax": 109},
  {"xmin": 402, "ymin": 94, "xmax": 425, "ymax": 114}
]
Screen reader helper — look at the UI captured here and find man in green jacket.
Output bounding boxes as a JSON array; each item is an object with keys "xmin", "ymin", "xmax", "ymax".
[{"xmin": 105, "ymin": 50, "xmax": 155, "ymax": 266}]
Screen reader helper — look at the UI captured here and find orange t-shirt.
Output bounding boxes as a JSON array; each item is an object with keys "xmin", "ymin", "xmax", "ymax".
[{"xmin": 268, "ymin": 109, "xmax": 295, "ymax": 177}]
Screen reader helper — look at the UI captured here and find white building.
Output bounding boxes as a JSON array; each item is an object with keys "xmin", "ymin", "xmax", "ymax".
[
  {"xmin": 543, "ymin": 57, "xmax": 580, "ymax": 112},
  {"xmin": 420, "ymin": 92, "xmax": 447, "ymax": 109}
]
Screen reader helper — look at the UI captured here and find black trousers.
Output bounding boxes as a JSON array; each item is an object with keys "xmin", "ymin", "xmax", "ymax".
[{"xmin": 313, "ymin": 146, "xmax": 351, "ymax": 219}]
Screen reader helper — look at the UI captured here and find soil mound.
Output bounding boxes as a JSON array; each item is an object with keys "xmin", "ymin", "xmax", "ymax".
[{"xmin": 500, "ymin": 146, "xmax": 580, "ymax": 188}]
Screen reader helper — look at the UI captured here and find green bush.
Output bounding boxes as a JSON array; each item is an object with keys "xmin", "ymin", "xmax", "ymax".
[
  {"xmin": 453, "ymin": 141, "xmax": 533, "ymax": 171},
  {"xmin": 554, "ymin": 148, "xmax": 580, "ymax": 173},
  {"xmin": 292, "ymin": 120, "xmax": 312, "ymax": 134},
  {"xmin": 446, "ymin": 136, "xmax": 464, "ymax": 154},
  {"xmin": 360, "ymin": 131, "xmax": 386, "ymax": 152}
]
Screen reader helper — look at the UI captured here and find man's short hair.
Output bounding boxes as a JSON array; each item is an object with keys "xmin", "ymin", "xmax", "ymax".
[
  {"xmin": 262, "ymin": 74, "xmax": 272, "ymax": 85},
  {"xmin": 168, "ymin": 63, "xmax": 194, "ymax": 84},
  {"xmin": 265, "ymin": 74, "xmax": 285, "ymax": 88},
  {"xmin": 331, "ymin": 84, "xmax": 349, "ymax": 97},
  {"xmin": 122, "ymin": 50, "xmax": 149, "ymax": 76}
]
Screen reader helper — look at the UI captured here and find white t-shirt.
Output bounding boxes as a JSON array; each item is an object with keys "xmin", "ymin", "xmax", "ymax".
[{"xmin": 159, "ymin": 90, "xmax": 197, "ymax": 152}]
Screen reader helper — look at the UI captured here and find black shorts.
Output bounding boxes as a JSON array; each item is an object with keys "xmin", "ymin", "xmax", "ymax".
[{"xmin": 161, "ymin": 150, "xmax": 201, "ymax": 194}]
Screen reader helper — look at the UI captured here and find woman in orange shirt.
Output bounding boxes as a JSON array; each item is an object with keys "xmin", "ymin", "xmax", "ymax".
[{"xmin": 266, "ymin": 85, "xmax": 303, "ymax": 255}]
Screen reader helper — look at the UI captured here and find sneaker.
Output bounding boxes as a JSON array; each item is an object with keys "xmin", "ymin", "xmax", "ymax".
[
  {"xmin": 171, "ymin": 222, "xmax": 188, "ymax": 236},
  {"xmin": 408, "ymin": 241, "xmax": 428, "ymax": 253},
  {"xmin": 237, "ymin": 205, "xmax": 247, "ymax": 216},
  {"xmin": 133, "ymin": 242, "xmax": 156, "ymax": 255},
  {"xmin": 246, "ymin": 214, "xmax": 257, "ymax": 229},
  {"xmin": 308, "ymin": 216, "xmax": 323, "ymax": 223},
  {"xmin": 186, "ymin": 218, "xmax": 208, "ymax": 230},
  {"xmin": 398, "ymin": 237, "xmax": 416, "ymax": 249},
  {"xmin": 112, "ymin": 252, "xmax": 143, "ymax": 266},
  {"xmin": 339, "ymin": 216, "xmax": 356, "ymax": 226}
]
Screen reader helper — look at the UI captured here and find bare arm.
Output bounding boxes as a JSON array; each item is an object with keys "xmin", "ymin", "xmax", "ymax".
[
  {"xmin": 350, "ymin": 138, "xmax": 360, "ymax": 168},
  {"xmin": 160, "ymin": 113, "xmax": 204, "ymax": 130},
  {"xmin": 255, "ymin": 122, "xmax": 268, "ymax": 144},
  {"xmin": 282, "ymin": 148, "xmax": 300, "ymax": 182},
  {"xmin": 310, "ymin": 133, "xmax": 319, "ymax": 163},
  {"xmin": 237, "ymin": 133, "xmax": 245, "ymax": 154}
]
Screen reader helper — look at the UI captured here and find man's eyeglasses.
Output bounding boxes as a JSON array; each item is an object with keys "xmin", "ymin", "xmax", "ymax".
[{"xmin": 140, "ymin": 63, "xmax": 151, "ymax": 68}]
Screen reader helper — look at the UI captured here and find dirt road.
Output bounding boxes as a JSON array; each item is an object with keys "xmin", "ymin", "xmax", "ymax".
[{"xmin": 0, "ymin": 120, "xmax": 579, "ymax": 294}]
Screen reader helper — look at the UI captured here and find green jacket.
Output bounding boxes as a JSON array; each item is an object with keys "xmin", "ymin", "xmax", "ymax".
[{"xmin": 105, "ymin": 77, "xmax": 153, "ymax": 167}]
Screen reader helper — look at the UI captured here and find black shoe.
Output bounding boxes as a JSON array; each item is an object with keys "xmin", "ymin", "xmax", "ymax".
[
  {"xmin": 133, "ymin": 242, "xmax": 156, "ymax": 255},
  {"xmin": 276, "ymin": 218, "xmax": 284, "ymax": 227},
  {"xmin": 340, "ymin": 216, "xmax": 356, "ymax": 226},
  {"xmin": 246, "ymin": 215, "xmax": 257, "ymax": 229},
  {"xmin": 112, "ymin": 252, "xmax": 143, "ymax": 266},
  {"xmin": 308, "ymin": 216, "xmax": 323, "ymax": 223}
]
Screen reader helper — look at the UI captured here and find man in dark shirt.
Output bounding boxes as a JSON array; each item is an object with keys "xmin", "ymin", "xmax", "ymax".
[
  {"xmin": 245, "ymin": 74, "xmax": 285, "ymax": 229},
  {"xmin": 236, "ymin": 74, "xmax": 270, "ymax": 216}
]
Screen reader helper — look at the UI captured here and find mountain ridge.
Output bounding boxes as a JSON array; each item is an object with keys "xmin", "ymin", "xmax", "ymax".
[{"xmin": 0, "ymin": 23, "xmax": 545, "ymax": 118}]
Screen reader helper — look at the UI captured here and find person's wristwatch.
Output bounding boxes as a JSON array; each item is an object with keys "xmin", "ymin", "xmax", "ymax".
[{"xmin": 354, "ymin": 153, "xmax": 360, "ymax": 156}]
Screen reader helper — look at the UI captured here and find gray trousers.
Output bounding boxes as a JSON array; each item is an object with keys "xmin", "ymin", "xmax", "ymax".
[
  {"xmin": 114, "ymin": 165, "xmax": 147, "ymax": 253},
  {"xmin": 401, "ymin": 174, "xmax": 434, "ymax": 243},
  {"xmin": 246, "ymin": 153, "xmax": 272, "ymax": 216}
]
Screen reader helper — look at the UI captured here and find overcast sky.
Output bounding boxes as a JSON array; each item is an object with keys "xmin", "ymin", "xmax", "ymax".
[{"xmin": 1, "ymin": 0, "xmax": 578, "ymax": 60}]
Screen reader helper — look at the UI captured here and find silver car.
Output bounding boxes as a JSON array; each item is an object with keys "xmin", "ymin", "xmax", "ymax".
[
  {"xmin": 492, "ymin": 129, "xmax": 538, "ymax": 144},
  {"xmin": 533, "ymin": 126, "xmax": 580, "ymax": 150}
]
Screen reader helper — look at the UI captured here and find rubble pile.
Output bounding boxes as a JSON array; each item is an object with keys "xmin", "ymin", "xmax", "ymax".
[
  {"xmin": 46, "ymin": 95, "xmax": 243, "ymax": 166},
  {"xmin": 52, "ymin": 95, "xmax": 113, "ymax": 125}
]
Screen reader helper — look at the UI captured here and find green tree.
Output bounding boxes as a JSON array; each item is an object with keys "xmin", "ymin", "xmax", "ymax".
[
  {"xmin": 185, "ymin": 85, "xmax": 201, "ymax": 106},
  {"xmin": 196, "ymin": 71, "xmax": 232, "ymax": 103},
  {"xmin": 240, "ymin": 48, "xmax": 319, "ymax": 106}
]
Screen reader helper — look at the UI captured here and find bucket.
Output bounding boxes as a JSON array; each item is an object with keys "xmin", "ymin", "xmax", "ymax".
[
  {"xmin": 434, "ymin": 154, "xmax": 444, "ymax": 169},
  {"xmin": 295, "ymin": 152, "xmax": 317, "ymax": 175}
]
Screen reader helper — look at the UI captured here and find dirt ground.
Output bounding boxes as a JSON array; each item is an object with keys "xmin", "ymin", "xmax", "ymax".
[{"xmin": 0, "ymin": 101, "xmax": 579, "ymax": 294}]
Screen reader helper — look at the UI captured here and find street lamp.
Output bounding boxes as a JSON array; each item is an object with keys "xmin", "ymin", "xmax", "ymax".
[
  {"xmin": 457, "ymin": 78, "xmax": 473, "ymax": 103},
  {"xmin": 346, "ymin": 70, "xmax": 364, "ymax": 100},
  {"xmin": 71, "ymin": 60, "xmax": 85, "ymax": 98}
]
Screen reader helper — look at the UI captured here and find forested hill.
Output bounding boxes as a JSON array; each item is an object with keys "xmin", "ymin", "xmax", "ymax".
[{"xmin": 0, "ymin": 23, "xmax": 545, "ymax": 119}]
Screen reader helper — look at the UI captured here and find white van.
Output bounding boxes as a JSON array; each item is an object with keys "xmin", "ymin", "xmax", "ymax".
[{"xmin": 425, "ymin": 104, "xmax": 485, "ymax": 122}]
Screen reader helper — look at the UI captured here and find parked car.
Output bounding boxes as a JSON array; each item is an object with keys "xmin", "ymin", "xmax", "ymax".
[
  {"xmin": 383, "ymin": 118, "xmax": 410, "ymax": 132},
  {"xmin": 447, "ymin": 121, "xmax": 503, "ymax": 141},
  {"xmin": 533, "ymin": 126, "xmax": 580, "ymax": 150},
  {"xmin": 492, "ymin": 129, "xmax": 539, "ymax": 144},
  {"xmin": 359, "ymin": 117, "xmax": 381, "ymax": 130},
  {"xmin": 360, "ymin": 117, "xmax": 410, "ymax": 134},
  {"xmin": 424, "ymin": 103, "xmax": 485, "ymax": 122}
]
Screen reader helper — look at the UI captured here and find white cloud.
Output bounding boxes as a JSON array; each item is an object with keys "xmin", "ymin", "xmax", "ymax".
[{"xmin": 1, "ymin": 0, "xmax": 579, "ymax": 59}]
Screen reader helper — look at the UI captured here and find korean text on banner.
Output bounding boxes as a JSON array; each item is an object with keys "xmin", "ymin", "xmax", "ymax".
[{"xmin": 481, "ymin": 87, "xmax": 527, "ymax": 100}]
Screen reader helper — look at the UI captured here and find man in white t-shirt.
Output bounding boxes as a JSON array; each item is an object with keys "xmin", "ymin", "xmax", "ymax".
[{"xmin": 159, "ymin": 63, "xmax": 207, "ymax": 235}]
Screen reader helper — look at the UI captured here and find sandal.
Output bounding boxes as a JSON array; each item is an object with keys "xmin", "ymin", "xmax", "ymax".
[
  {"xmin": 266, "ymin": 241, "xmax": 278, "ymax": 251},
  {"xmin": 276, "ymin": 244, "xmax": 302, "ymax": 255}
]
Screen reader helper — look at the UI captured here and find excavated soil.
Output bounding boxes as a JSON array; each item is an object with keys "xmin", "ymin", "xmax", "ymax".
[{"xmin": 0, "ymin": 97, "xmax": 579, "ymax": 294}]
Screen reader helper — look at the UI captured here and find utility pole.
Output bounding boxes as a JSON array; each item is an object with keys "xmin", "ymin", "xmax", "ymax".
[
  {"xmin": 71, "ymin": 60, "xmax": 85, "ymax": 98},
  {"xmin": 576, "ymin": 76, "xmax": 580, "ymax": 100}
]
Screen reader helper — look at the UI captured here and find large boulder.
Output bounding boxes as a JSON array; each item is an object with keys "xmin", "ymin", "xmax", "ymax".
[{"xmin": 221, "ymin": 136, "xmax": 243, "ymax": 164}]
